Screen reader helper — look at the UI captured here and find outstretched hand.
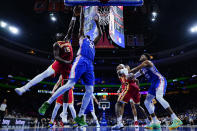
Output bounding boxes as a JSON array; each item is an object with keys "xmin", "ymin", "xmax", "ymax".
[
  {"xmin": 73, "ymin": 6, "xmax": 81, "ymax": 16},
  {"xmin": 94, "ymin": 15, "xmax": 99, "ymax": 23}
]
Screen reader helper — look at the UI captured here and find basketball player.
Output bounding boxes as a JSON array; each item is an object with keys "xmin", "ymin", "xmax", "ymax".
[
  {"xmin": 112, "ymin": 64, "xmax": 150, "ymax": 130},
  {"xmin": 15, "ymin": 7, "xmax": 77, "ymax": 96},
  {"xmin": 77, "ymin": 95, "xmax": 100, "ymax": 128},
  {"xmin": 38, "ymin": 7, "xmax": 102, "ymax": 127},
  {"xmin": 48, "ymin": 75, "xmax": 76, "ymax": 128},
  {"xmin": 130, "ymin": 53, "xmax": 183, "ymax": 129}
]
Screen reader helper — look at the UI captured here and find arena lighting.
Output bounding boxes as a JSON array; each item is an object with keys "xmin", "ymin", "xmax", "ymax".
[
  {"xmin": 0, "ymin": 21, "xmax": 7, "ymax": 28},
  {"xmin": 50, "ymin": 13, "xmax": 57, "ymax": 22},
  {"xmin": 151, "ymin": 18, "xmax": 156, "ymax": 22},
  {"xmin": 8, "ymin": 26, "xmax": 19, "ymax": 34},
  {"xmin": 152, "ymin": 12, "xmax": 157, "ymax": 17},
  {"xmin": 190, "ymin": 25, "xmax": 197, "ymax": 33}
]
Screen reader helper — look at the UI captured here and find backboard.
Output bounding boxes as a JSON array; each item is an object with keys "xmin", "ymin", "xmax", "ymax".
[{"xmin": 65, "ymin": 0, "xmax": 143, "ymax": 6}]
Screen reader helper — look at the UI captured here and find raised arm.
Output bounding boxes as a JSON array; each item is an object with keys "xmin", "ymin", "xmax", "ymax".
[
  {"xmin": 51, "ymin": 75, "xmax": 62, "ymax": 94},
  {"xmin": 130, "ymin": 60, "xmax": 153, "ymax": 74},
  {"xmin": 79, "ymin": 6, "xmax": 85, "ymax": 38},
  {"xmin": 93, "ymin": 16, "xmax": 102, "ymax": 44},
  {"xmin": 64, "ymin": 7, "xmax": 78, "ymax": 41},
  {"xmin": 53, "ymin": 42, "xmax": 72, "ymax": 64}
]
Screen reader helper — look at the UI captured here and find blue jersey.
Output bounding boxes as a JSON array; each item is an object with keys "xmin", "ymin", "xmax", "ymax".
[
  {"xmin": 77, "ymin": 37, "xmax": 95, "ymax": 61},
  {"xmin": 141, "ymin": 61, "xmax": 165, "ymax": 82}
]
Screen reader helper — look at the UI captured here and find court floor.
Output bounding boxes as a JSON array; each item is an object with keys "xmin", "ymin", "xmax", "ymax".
[{"xmin": 0, "ymin": 126, "xmax": 197, "ymax": 131}]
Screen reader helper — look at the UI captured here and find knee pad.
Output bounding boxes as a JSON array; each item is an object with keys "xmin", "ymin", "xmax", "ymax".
[{"xmin": 156, "ymin": 95, "xmax": 170, "ymax": 109}]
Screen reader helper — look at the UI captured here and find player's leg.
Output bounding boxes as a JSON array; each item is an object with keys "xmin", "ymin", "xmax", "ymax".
[
  {"xmin": 68, "ymin": 103, "xmax": 76, "ymax": 119},
  {"xmin": 15, "ymin": 66, "xmax": 55, "ymax": 95},
  {"xmin": 90, "ymin": 102, "xmax": 100, "ymax": 128},
  {"xmin": 49, "ymin": 102, "xmax": 61, "ymax": 128},
  {"xmin": 67, "ymin": 89, "xmax": 76, "ymax": 119},
  {"xmin": 155, "ymin": 78, "xmax": 182, "ymax": 129},
  {"xmin": 134, "ymin": 104, "xmax": 150, "ymax": 125},
  {"xmin": 74, "ymin": 65, "xmax": 94, "ymax": 126},
  {"xmin": 74, "ymin": 85, "xmax": 93, "ymax": 126},
  {"xmin": 144, "ymin": 93, "xmax": 161, "ymax": 129},
  {"xmin": 60, "ymin": 91, "xmax": 69, "ymax": 124},
  {"xmin": 130, "ymin": 100, "xmax": 139, "ymax": 127}
]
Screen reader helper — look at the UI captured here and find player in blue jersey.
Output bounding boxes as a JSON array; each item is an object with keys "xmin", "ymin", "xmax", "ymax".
[
  {"xmin": 38, "ymin": 7, "xmax": 102, "ymax": 127},
  {"xmin": 130, "ymin": 53, "xmax": 182, "ymax": 130}
]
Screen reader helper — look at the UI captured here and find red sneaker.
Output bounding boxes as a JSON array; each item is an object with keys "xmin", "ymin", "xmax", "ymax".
[{"xmin": 134, "ymin": 121, "xmax": 139, "ymax": 128}]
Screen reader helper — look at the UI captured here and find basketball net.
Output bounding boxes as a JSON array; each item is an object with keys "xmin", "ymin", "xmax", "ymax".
[{"xmin": 96, "ymin": 6, "xmax": 110, "ymax": 26}]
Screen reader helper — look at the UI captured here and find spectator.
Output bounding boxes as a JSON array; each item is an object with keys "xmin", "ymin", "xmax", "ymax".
[{"xmin": 0, "ymin": 99, "xmax": 7, "ymax": 128}]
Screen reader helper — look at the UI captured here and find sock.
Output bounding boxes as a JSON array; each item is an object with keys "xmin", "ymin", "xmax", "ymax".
[
  {"xmin": 171, "ymin": 113, "xmax": 178, "ymax": 120},
  {"xmin": 152, "ymin": 116, "xmax": 159, "ymax": 123},
  {"xmin": 78, "ymin": 85, "xmax": 93, "ymax": 117},
  {"xmin": 134, "ymin": 116, "xmax": 138, "ymax": 122},
  {"xmin": 51, "ymin": 103, "xmax": 61, "ymax": 123},
  {"xmin": 63, "ymin": 103, "xmax": 68, "ymax": 115},
  {"xmin": 145, "ymin": 118, "xmax": 150, "ymax": 124},
  {"xmin": 117, "ymin": 115, "xmax": 122, "ymax": 124},
  {"xmin": 69, "ymin": 104, "xmax": 76, "ymax": 119},
  {"xmin": 47, "ymin": 80, "xmax": 75, "ymax": 104},
  {"xmin": 23, "ymin": 67, "xmax": 54, "ymax": 90}
]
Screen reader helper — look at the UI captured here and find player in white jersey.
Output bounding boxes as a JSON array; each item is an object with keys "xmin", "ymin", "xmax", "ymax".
[{"xmin": 130, "ymin": 53, "xmax": 182, "ymax": 130}]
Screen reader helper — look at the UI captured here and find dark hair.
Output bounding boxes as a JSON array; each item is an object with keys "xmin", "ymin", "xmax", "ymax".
[
  {"xmin": 143, "ymin": 53, "xmax": 151, "ymax": 60},
  {"xmin": 56, "ymin": 33, "xmax": 65, "ymax": 41}
]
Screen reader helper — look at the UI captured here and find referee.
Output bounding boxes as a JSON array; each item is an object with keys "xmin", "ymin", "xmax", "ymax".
[{"xmin": 0, "ymin": 99, "xmax": 7, "ymax": 128}]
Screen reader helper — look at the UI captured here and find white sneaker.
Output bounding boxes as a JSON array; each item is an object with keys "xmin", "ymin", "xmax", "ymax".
[
  {"xmin": 15, "ymin": 87, "xmax": 27, "ymax": 96},
  {"xmin": 96, "ymin": 123, "xmax": 100, "ymax": 128},
  {"xmin": 112, "ymin": 123, "xmax": 124, "ymax": 130},
  {"xmin": 60, "ymin": 112, "xmax": 68, "ymax": 123}
]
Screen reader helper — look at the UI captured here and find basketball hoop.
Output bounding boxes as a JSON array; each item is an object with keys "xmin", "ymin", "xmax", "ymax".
[{"xmin": 96, "ymin": 6, "xmax": 110, "ymax": 26}]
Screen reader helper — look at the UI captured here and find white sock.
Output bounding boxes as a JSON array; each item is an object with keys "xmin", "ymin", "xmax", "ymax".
[
  {"xmin": 51, "ymin": 103, "xmax": 61, "ymax": 123},
  {"xmin": 134, "ymin": 116, "xmax": 138, "ymax": 122},
  {"xmin": 78, "ymin": 85, "xmax": 93, "ymax": 117},
  {"xmin": 171, "ymin": 113, "xmax": 178, "ymax": 120},
  {"xmin": 152, "ymin": 116, "xmax": 159, "ymax": 123},
  {"xmin": 63, "ymin": 103, "xmax": 68, "ymax": 115},
  {"xmin": 23, "ymin": 67, "xmax": 54, "ymax": 90},
  {"xmin": 69, "ymin": 104, "xmax": 76, "ymax": 119},
  {"xmin": 47, "ymin": 80, "xmax": 75, "ymax": 104},
  {"xmin": 117, "ymin": 115, "xmax": 122, "ymax": 124},
  {"xmin": 145, "ymin": 118, "xmax": 150, "ymax": 124}
]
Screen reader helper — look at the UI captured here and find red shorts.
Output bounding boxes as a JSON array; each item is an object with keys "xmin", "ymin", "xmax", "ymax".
[
  {"xmin": 118, "ymin": 83, "xmax": 140, "ymax": 104},
  {"xmin": 51, "ymin": 60, "xmax": 72, "ymax": 79},
  {"xmin": 56, "ymin": 89, "xmax": 74, "ymax": 104}
]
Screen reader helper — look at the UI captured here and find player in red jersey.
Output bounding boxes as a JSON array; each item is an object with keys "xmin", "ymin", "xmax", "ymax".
[
  {"xmin": 48, "ymin": 75, "xmax": 76, "ymax": 128},
  {"xmin": 112, "ymin": 64, "xmax": 150, "ymax": 130},
  {"xmin": 15, "ymin": 8, "xmax": 77, "ymax": 96}
]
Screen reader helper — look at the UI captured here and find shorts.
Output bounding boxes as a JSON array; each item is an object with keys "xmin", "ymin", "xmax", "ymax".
[
  {"xmin": 118, "ymin": 83, "xmax": 140, "ymax": 104},
  {"xmin": 69, "ymin": 55, "xmax": 94, "ymax": 85},
  {"xmin": 51, "ymin": 60, "xmax": 72, "ymax": 79},
  {"xmin": 84, "ymin": 99, "xmax": 94, "ymax": 114},
  {"xmin": 148, "ymin": 77, "xmax": 167, "ymax": 96},
  {"xmin": 56, "ymin": 89, "xmax": 74, "ymax": 104}
]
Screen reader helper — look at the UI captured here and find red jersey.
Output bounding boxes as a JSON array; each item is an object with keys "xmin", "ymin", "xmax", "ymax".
[
  {"xmin": 119, "ymin": 76, "xmax": 138, "ymax": 91},
  {"xmin": 57, "ymin": 41, "xmax": 73, "ymax": 61}
]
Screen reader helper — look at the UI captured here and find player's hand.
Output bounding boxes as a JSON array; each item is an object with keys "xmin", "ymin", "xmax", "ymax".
[
  {"xmin": 73, "ymin": 6, "xmax": 81, "ymax": 16},
  {"xmin": 94, "ymin": 15, "xmax": 99, "ymax": 23}
]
